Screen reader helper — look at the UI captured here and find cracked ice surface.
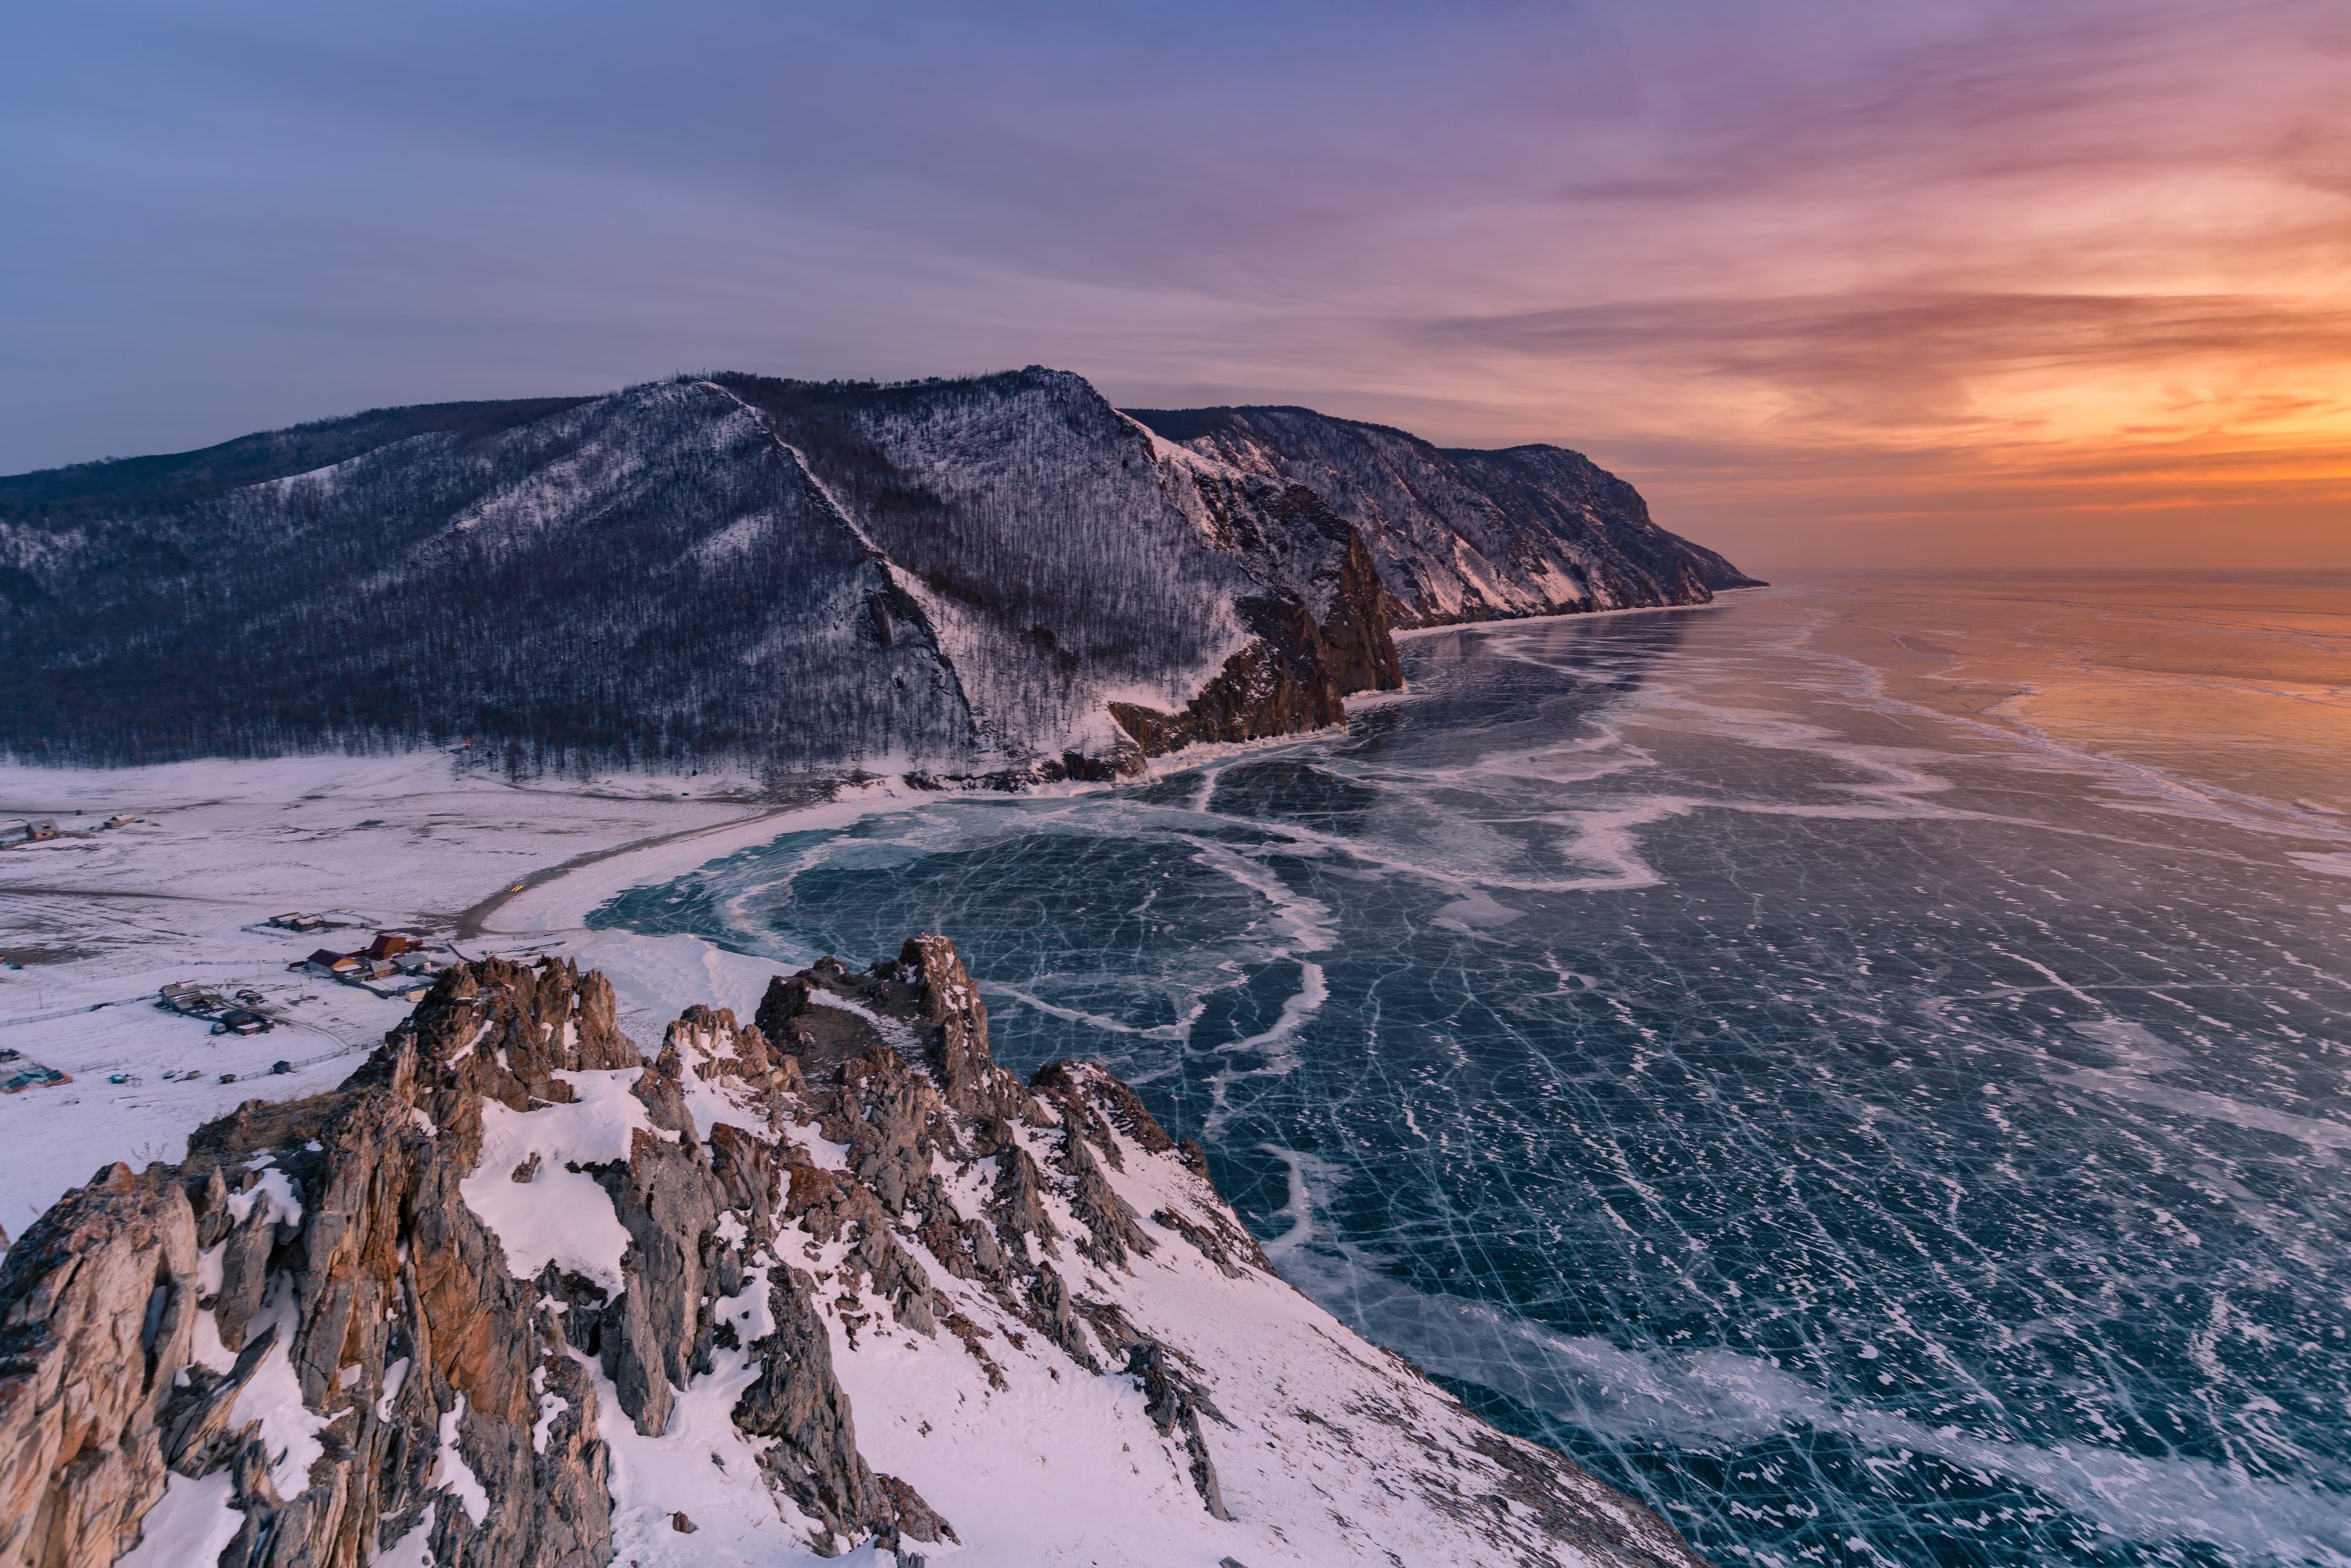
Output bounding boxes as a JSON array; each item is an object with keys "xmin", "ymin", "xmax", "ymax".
[{"xmin": 593, "ymin": 586, "xmax": 2351, "ymax": 1567}]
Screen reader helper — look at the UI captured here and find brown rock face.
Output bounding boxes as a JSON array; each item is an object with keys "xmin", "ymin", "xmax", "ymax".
[
  {"xmin": 1107, "ymin": 474, "xmax": 1402, "ymax": 760},
  {"xmin": 1316, "ymin": 520, "xmax": 1406, "ymax": 696},
  {"xmin": 1109, "ymin": 595, "xmax": 1349, "ymax": 757},
  {"xmin": 0, "ymin": 1164, "xmax": 199, "ymax": 1568},
  {"xmin": 0, "ymin": 960, "xmax": 642, "ymax": 1568},
  {"xmin": 596, "ymin": 1116, "xmax": 720, "ymax": 1438}
]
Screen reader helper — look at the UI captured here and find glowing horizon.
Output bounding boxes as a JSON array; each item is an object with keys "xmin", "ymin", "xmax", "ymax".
[{"xmin": 4, "ymin": 1, "xmax": 2346, "ymax": 569}]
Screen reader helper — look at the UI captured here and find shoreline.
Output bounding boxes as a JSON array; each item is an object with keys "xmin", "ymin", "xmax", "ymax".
[
  {"xmin": 0, "ymin": 613, "xmax": 1565, "ymax": 1224},
  {"xmin": 1389, "ymin": 587, "xmax": 1754, "ymax": 642},
  {"xmin": 485, "ymin": 702, "xmax": 1443, "ymax": 941}
]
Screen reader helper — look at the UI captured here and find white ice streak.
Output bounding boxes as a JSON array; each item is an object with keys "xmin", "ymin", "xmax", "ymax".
[
  {"xmin": 1263, "ymin": 1149, "xmax": 2351, "ymax": 1565},
  {"xmin": 2055, "ymin": 1017, "xmax": 2351, "ymax": 1157},
  {"xmin": 988, "ymin": 983, "xmax": 1176, "ymax": 1038},
  {"xmin": 1176, "ymin": 838, "xmax": 1338, "ymax": 1133},
  {"xmin": 1777, "ymin": 597, "xmax": 2351, "ymax": 852},
  {"xmin": 2289, "ymin": 851, "xmax": 2351, "ymax": 878},
  {"xmin": 1179, "ymin": 837, "xmax": 1336, "ymax": 954}
]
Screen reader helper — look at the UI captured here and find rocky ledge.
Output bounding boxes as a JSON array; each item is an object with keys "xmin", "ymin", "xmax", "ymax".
[{"xmin": 0, "ymin": 937, "xmax": 1708, "ymax": 1567}]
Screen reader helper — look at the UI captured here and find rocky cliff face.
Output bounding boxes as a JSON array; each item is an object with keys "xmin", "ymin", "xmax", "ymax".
[
  {"xmin": 0, "ymin": 942, "xmax": 1710, "ymax": 1568},
  {"xmin": 1125, "ymin": 404, "xmax": 1763, "ymax": 626},
  {"xmin": 0, "ymin": 371, "xmax": 1748, "ymax": 778},
  {"xmin": 1094, "ymin": 482, "xmax": 1400, "ymax": 759}
]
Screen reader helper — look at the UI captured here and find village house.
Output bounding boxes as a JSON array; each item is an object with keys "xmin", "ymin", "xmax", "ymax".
[
  {"xmin": 158, "ymin": 980, "xmax": 231, "ymax": 1016},
  {"xmin": 290, "ymin": 931, "xmax": 444, "ymax": 998},
  {"xmin": 269, "ymin": 912, "xmax": 335, "ymax": 932},
  {"xmin": 156, "ymin": 982, "xmax": 273, "ymax": 1033},
  {"xmin": 0, "ymin": 1048, "xmax": 68, "ymax": 1094}
]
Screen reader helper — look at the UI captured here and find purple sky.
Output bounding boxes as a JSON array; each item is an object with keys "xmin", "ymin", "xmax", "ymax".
[{"xmin": 6, "ymin": 1, "xmax": 2347, "ymax": 567}]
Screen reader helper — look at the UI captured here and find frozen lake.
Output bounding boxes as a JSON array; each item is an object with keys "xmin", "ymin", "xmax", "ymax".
[{"xmin": 594, "ymin": 577, "xmax": 2351, "ymax": 1566}]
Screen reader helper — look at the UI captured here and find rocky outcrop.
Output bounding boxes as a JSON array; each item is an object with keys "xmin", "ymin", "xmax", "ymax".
[
  {"xmin": 1100, "ymin": 454, "xmax": 1405, "ymax": 760},
  {"xmin": 1108, "ymin": 594, "xmax": 1348, "ymax": 757},
  {"xmin": 0, "ymin": 939, "xmax": 1712, "ymax": 1568},
  {"xmin": 1127, "ymin": 1339, "xmax": 1232, "ymax": 1520},
  {"xmin": 0, "ymin": 948, "xmax": 966, "ymax": 1566},
  {"xmin": 0, "ymin": 1164, "xmax": 199, "ymax": 1568},
  {"xmin": 0, "ymin": 959, "xmax": 637, "ymax": 1567}
]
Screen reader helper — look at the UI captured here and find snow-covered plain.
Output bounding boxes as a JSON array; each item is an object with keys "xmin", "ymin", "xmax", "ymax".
[{"xmin": 0, "ymin": 750, "xmax": 842, "ymax": 1229}]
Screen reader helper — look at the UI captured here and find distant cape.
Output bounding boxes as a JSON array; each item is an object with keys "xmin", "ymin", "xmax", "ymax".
[{"xmin": 0, "ymin": 369, "xmax": 1758, "ymax": 775}]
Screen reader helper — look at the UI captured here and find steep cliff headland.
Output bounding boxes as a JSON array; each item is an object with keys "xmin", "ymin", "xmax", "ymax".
[
  {"xmin": 0, "ymin": 370, "xmax": 1751, "ymax": 777},
  {"xmin": 0, "ymin": 940, "xmax": 1708, "ymax": 1568},
  {"xmin": 1126, "ymin": 404, "xmax": 1762, "ymax": 625}
]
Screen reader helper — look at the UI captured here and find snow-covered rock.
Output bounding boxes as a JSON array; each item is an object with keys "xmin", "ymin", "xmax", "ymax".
[{"xmin": 0, "ymin": 940, "xmax": 1710, "ymax": 1567}]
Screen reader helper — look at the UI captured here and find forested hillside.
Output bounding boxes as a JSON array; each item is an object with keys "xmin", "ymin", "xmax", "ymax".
[{"xmin": 0, "ymin": 370, "xmax": 1751, "ymax": 776}]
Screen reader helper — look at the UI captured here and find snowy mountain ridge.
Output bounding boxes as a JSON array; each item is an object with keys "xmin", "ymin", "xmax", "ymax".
[
  {"xmin": 0, "ymin": 939, "xmax": 1712, "ymax": 1568},
  {"xmin": 0, "ymin": 369, "xmax": 1752, "ymax": 776}
]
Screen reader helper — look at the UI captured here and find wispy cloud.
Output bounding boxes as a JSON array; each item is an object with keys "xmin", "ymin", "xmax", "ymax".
[
  {"xmin": 1415, "ymin": 290, "xmax": 2351, "ymax": 423},
  {"xmin": 2, "ymin": 0, "xmax": 2346, "ymax": 566}
]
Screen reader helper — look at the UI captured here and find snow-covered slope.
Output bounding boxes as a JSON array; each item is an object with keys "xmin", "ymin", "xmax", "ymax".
[
  {"xmin": 0, "ymin": 371, "xmax": 1754, "ymax": 777},
  {"xmin": 1124, "ymin": 405, "xmax": 1762, "ymax": 627},
  {"xmin": 0, "ymin": 372, "xmax": 1395, "ymax": 778},
  {"xmin": 0, "ymin": 940, "xmax": 1710, "ymax": 1567},
  {"xmin": 703, "ymin": 371, "xmax": 1400, "ymax": 767}
]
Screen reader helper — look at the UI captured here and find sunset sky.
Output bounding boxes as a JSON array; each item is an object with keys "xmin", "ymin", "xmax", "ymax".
[{"xmin": 5, "ymin": 0, "xmax": 2346, "ymax": 569}]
